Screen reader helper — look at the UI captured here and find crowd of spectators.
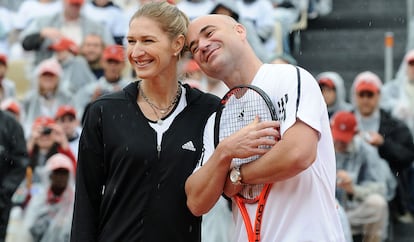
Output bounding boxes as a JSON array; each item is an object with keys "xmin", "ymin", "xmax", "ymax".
[{"xmin": 4, "ymin": 1, "xmax": 413, "ymax": 242}]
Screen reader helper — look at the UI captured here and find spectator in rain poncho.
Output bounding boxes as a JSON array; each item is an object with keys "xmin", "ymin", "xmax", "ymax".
[
  {"xmin": 351, "ymin": 71, "xmax": 414, "ymax": 223},
  {"xmin": 331, "ymin": 111, "xmax": 396, "ymax": 242},
  {"xmin": 381, "ymin": 49, "xmax": 414, "ymax": 140},
  {"xmin": 316, "ymin": 71, "xmax": 353, "ymax": 119},
  {"xmin": 22, "ymin": 153, "xmax": 75, "ymax": 242}
]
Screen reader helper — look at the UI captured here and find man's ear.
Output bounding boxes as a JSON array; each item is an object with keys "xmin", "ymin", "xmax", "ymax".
[{"xmin": 234, "ymin": 24, "xmax": 247, "ymax": 39}]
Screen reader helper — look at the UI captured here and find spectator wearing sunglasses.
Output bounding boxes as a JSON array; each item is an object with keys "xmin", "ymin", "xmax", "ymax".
[{"xmin": 351, "ymin": 71, "xmax": 414, "ymax": 224}]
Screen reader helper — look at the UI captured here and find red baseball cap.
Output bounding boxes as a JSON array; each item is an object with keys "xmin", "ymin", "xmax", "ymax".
[
  {"xmin": 0, "ymin": 54, "xmax": 7, "ymax": 66},
  {"xmin": 355, "ymin": 81, "xmax": 379, "ymax": 93},
  {"xmin": 318, "ymin": 77, "xmax": 335, "ymax": 89},
  {"xmin": 331, "ymin": 111, "xmax": 357, "ymax": 143},
  {"xmin": 66, "ymin": 0, "xmax": 85, "ymax": 5},
  {"xmin": 32, "ymin": 116, "xmax": 55, "ymax": 131},
  {"xmin": 353, "ymin": 71, "xmax": 382, "ymax": 94},
  {"xmin": 55, "ymin": 105, "xmax": 77, "ymax": 119},
  {"xmin": 37, "ymin": 58, "xmax": 63, "ymax": 77},
  {"xmin": 49, "ymin": 37, "xmax": 79, "ymax": 55},
  {"xmin": 103, "ymin": 45, "xmax": 125, "ymax": 62}
]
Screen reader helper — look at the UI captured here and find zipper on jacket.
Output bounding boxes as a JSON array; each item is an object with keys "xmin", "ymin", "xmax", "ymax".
[{"xmin": 157, "ymin": 144, "xmax": 161, "ymax": 159}]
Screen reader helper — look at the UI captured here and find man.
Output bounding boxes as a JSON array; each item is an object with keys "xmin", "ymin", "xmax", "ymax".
[
  {"xmin": 80, "ymin": 34, "xmax": 106, "ymax": 79},
  {"xmin": 0, "ymin": 110, "xmax": 27, "ymax": 242},
  {"xmin": 74, "ymin": 44, "xmax": 130, "ymax": 120},
  {"xmin": 49, "ymin": 37, "xmax": 97, "ymax": 95},
  {"xmin": 185, "ymin": 15, "xmax": 345, "ymax": 241},
  {"xmin": 55, "ymin": 105, "xmax": 82, "ymax": 159},
  {"xmin": 351, "ymin": 71, "xmax": 414, "ymax": 223},
  {"xmin": 331, "ymin": 111, "xmax": 394, "ymax": 242},
  {"xmin": 20, "ymin": 0, "xmax": 114, "ymax": 67}
]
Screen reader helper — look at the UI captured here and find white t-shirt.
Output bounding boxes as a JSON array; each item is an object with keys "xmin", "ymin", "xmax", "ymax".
[
  {"xmin": 201, "ymin": 64, "xmax": 345, "ymax": 242},
  {"xmin": 14, "ymin": 0, "xmax": 62, "ymax": 30}
]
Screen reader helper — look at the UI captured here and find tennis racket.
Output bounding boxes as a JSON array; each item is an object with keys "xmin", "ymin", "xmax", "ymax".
[{"xmin": 214, "ymin": 85, "xmax": 277, "ymax": 242}]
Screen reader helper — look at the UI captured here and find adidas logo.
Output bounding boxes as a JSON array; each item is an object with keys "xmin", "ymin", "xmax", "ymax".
[{"xmin": 182, "ymin": 141, "xmax": 196, "ymax": 151}]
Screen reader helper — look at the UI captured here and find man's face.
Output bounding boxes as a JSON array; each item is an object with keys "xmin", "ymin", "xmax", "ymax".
[
  {"xmin": 102, "ymin": 59, "xmax": 125, "ymax": 82},
  {"xmin": 50, "ymin": 168, "xmax": 70, "ymax": 195},
  {"xmin": 355, "ymin": 90, "xmax": 380, "ymax": 116},
  {"xmin": 187, "ymin": 15, "xmax": 241, "ymax": 78},
  {"xmin": 39, "ymin": 72, "xmax": 59, "ymax": 92},
  {"xmin": 56, "ymin": 114, "xmax": 78, "ymax": 138},
  {"xmin": 333, "ymin": 140, "xmax": 350, "ymax": 153},
  {"xmin": 64, "ymin": 0, "xmax": 83, "ymax": 19},
  {"xmin": 81, "ymin": 35, "xmax": 105, "ymax": 64}
]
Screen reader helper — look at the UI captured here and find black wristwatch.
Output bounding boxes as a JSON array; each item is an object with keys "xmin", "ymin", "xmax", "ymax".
[{"xmin": 230, "ymin": 166, "xmax": 242, "ymax": 185}]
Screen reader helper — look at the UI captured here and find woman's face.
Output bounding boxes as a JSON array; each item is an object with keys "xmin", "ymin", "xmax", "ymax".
[
  {"xmin": 38, "ymin": 72, "xmax": 59, "ymax": 93},
  {"xmin": 126, "ymin": 17, "xmax": 181, "ymax": 81}
]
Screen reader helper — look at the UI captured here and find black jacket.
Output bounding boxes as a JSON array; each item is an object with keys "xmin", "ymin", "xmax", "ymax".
[
  {"xmin": 0, "ymin": 111, "xmax": 27, "ymax": 211},
  {"xmin": 378, "ymin": 109, "xmax": 414, "ymax": 172},
  {"xmin": 71, "ymin": 82, "xmax": 220, "ymax": 242}
]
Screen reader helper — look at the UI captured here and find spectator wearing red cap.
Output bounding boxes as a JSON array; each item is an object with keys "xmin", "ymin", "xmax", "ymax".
[
  {"xmin": 0, "ymin": 54, "xmax": 17, "ymax": 103},
  {"xmin": 49, "ymin": 37, "xmax": 97, "ymax": 95},
  {"xmin": 20, "ymin": 58, "xmax": 73, "ymax": 138},
  {"xmin": 19, "ymin": 0, "xmax": 114, "ymax": 67},
  {"xmin": 351, "ymin": 71, "xmax": 414, "ymax": 224},
  {"xmin": 331, "ymin": 111, "xmax": 395, "ymax": 242},
  {"xmin": 74, "ymin": 44, "xmax": 130, "ymax": 119},
  {"xmin": 316, "ymin": 71, "xmax": 352, "ymax": 119},
  {"xmin": 55, "ymin": 105, "xmax": 82, "ymax": 158},
  {"xmin": 25, "ymin": 116, "xmax": 76, "ymax": 183},
  {"xmin": 21, "ymin": 153, "xmax": 75, "ymax": 242}
]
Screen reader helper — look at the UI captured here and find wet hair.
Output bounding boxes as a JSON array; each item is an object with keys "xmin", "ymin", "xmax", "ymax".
[{"xmin": 130, "ymin": 1, "xmax": 189, "ymax": 56}]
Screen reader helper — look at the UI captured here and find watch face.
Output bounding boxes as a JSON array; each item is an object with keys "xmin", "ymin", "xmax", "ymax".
[{"xmin": 230, "ymin": 168, "xmax": 240, "ymax": 183}]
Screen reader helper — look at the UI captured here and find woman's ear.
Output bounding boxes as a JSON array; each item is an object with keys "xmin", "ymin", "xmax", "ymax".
[{"xmin": 173, "ymin": 34, "xmax": 185, "ymax": 56}]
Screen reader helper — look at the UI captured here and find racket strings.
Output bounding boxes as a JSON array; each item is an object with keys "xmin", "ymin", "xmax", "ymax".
[{"xmin": 218, "ymin": 88, "xmax": 274, "ymax": 201}]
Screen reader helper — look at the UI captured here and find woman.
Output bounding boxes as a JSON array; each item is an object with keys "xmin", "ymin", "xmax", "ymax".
[
  {"xmin": 70, "ymin": 2, "xmax": 220, "ymax": 242},
  {"xmin": 20, "ymin": 58, "xmax": 73, "ymax": 137}
]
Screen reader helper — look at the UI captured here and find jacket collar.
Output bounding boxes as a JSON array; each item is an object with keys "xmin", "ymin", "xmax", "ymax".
[{"xmin": 123, "ymin": 81, "xmax": 203, "ymax": 106}]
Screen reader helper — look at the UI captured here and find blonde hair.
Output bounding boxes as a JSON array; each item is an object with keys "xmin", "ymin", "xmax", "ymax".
[{"xmin": 130, "ymin": 1, "xmax": 189, "ymax": 56}]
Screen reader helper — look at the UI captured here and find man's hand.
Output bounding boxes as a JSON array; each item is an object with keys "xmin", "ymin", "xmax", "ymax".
[{"xmin": 218, "ymin": 116, "xmax": 280, "ymax": 160}]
